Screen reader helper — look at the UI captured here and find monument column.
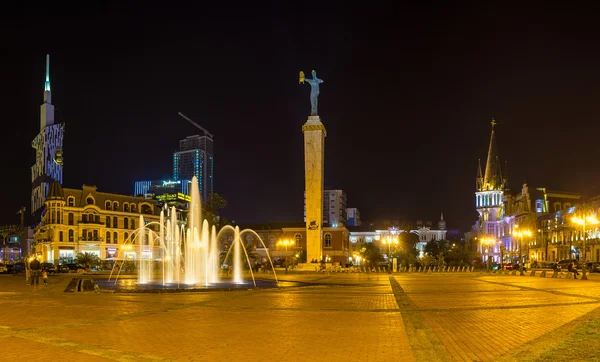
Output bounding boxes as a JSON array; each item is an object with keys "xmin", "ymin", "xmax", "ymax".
[
  {"xmin": 303, "ymin": 117, "xmax": 326, "ymax": 263},
  {"xmin": 299, "ymin": 69, "xmax": 326, "ymax": 264}
]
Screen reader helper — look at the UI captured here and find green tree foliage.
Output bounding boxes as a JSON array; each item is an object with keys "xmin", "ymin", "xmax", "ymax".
[
  {"xmin": 76, "ymin": 252, "xmax": 100, "ymax": 269},
  {"xmin": 203, "ymin": 193, "xmax": 228, "ymax": 228},
  {"xmin": 359, "ymin": 242, "xmax": 384, "ymax": 266}
]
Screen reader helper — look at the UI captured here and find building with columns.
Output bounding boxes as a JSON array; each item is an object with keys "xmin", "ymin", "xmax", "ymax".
[
  {"xmin": 33, "ymin": 182, "xmax": 160, "ymax": 264},
  {"xmin": 348, "ymin": 214, "xmax": 448, "ymax": 259}
]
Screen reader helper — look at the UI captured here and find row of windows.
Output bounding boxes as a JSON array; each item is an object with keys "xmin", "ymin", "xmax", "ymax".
[
  {"xmin": 57, "ymin": 229, "xmax": 133, "ymax": 243},
  {"xmin": 56, "ymin": 213, "xmax": 138, "ymax": 229},
  {"xmin": 64, "ymin": 196, "xmax": 152, "ymax": 214}
]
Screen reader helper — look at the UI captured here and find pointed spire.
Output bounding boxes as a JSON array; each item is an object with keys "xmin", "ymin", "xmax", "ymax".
[
  {"xmin": 440, "ymin": 212, "xmax": 444, "ymax": 221},
  {"xmin": 483, "ymin": 118, "xmax": 503, "ymax": 191},
  {"xmin": 45, "ymin": 54, "xmax": 51, "ymax": 92},
  {"xmin": 476, "ymin": 159, "xmax": 483, "ymax": 191}
]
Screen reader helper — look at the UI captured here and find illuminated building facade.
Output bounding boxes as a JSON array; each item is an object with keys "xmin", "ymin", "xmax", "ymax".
[
  {"xmin": 349, "ymin": 216, "xmax": 448, "ymax": 259},
  {"xmin": 31, "ymin": 55, "xmax": 64, "ymax": 218},
  {"xmin": 223, "ymin": 222, "xmax": 350, "ymax": 265},
  {"xmin": 473, "ymin": 119, "xmax": 582, "ymax": 266},
  {"xmin": 173, "ymin": 134, "xmax": 214, "ymax": 202},
  {"xmin": 33, "ymin": 182, "xmax": 159, "ymax": 264},
  {"xmin": 346, "ymin": 208, "xmax": 361, "ymax": 226}
]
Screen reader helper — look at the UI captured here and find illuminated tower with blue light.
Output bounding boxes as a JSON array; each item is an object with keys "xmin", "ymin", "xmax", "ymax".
[
  {"xmin": 31, "ymin": 54, "xmax": 65, "ymax": 217},
  {"xmin": 475, "ymin": 119, "xmax": 507, "ymax": 262},
  {"xmin": 173, "ymin": 134, "xmax": 213, "ymax": 202}
]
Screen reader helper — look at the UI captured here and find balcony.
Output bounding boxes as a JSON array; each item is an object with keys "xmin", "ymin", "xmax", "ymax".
[
  {"xmin": 78, "ymin": 218, "xmax": 104, "ymax": 225},
  {"xmin": 79, "ymin": 237, "xmax": 104, "ymax": 242}
]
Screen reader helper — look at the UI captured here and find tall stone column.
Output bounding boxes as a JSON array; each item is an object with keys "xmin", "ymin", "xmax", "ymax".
[{"xmin": 302, "ymin": 116, "xmax": 326, "ymax": 263}]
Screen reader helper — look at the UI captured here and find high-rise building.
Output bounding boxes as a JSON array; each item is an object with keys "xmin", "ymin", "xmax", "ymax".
[
  {"xmin": 346, "ymin": 208, "xmax": 361, "ymax": 226},
  {"xmin": 304, "ymin": 189, "xmax": 347, "ymax": 226},
  {"xmin": 31, "ymin": 54, "xmax": 65, "ymax": 218},
  {"xmin": 173, "ymin": 134, "xmax": 214, "ymax": 202}
]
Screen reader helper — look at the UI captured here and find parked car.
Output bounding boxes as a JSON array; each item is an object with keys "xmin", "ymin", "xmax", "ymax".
[
  {"xmin": 587, "ymin": 262, "xmax": 600, "ymax": 273},
  {"xmin": 41, "ymin": 263, "xmax": 57, "ymax": 273},
  {"xmin": 7, "ymin": 263, "xmax": 25, "ymax": 274},
  {"xmin": 64, "ymin": 264, "xmax": 86, "ymax": 273},
  {"xmin": 558, "ymin": 259, "xmax": 579, "ymax": 270}
]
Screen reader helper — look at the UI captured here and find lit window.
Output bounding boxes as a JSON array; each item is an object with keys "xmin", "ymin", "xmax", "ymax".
[{"xmin": 324, "ymin": 233, "xmax": 332, "ymax": 248}]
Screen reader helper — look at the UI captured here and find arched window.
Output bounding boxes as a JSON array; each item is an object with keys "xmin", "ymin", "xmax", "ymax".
[
  {"xmin": 324, "ymin": 233, "xmax": 332, "ymax": 248},
  {"xmin": 106, "ymin": 216, "xmax": 111, "ymax": 228},
  {"xmin": 68, "ymin": 213, "xmax": 74, "ymax": 225},
  {"xmin": 106, "ymin": 231, "xmax": 111, "ymax": 243},
  {"xmin": 124, "ymin": 203, "xmax": 129, "ymax": 212},
  {"xmin": 68, "ymin": 229, "xmax": 74, "ymax": 242},
  {"xmin": 141, "ymin": 204, "xmax": 152, "ymax": 214},
  {"xmin": 124, "ymin": 232, "xmax": 130, "ymax": 243},
  {"xmin": 113, "ymin": 201, "xmax": 118, "ymax": 210},
  {"xmin": 130, "ymin": 219, "xmax": 135, "ymax": 229},
  {"xmin": 131, "ymin": 204, "xmax": 137, "ymax": 213},
  {"xmin": 295, "ymin": 233, "xmax": 302, "ymax": 245},
  {"xmin": 114, "ymin": 232, "xmax": 118, "ymax": 243},
  {"xmin": 113, "ymin": 216, "xmax": 118, "ymax": 229},
  {"xmin": 67, "ymin": 196, "xmax": 75, "ymax": 207},
  {"xmin": 105, "ymin": 201, "xmax": 111, "ymax": 210},
  {"xmin": 124, "ymin": 217, "xmax": 128, "ymax": 230},
  {"xmin": 86, "ymin": 197, "xmax": 94, "ymax": 205}
]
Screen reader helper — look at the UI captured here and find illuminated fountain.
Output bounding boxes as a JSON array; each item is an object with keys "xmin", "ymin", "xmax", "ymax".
[{"xmin": 109, "ymin": 176, "xmax": 278, "ymax": 288}]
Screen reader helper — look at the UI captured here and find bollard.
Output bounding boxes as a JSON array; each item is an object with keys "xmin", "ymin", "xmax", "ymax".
[{"xmin": 540, "ymin": 270, "xmax": 546, "ymax": 277}]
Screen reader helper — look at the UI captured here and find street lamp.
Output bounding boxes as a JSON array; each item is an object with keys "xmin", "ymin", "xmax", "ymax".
[
  {"xmin": 513, "ymin": 225, "xmax": 531, "ymax": 276},
  {"xmin": 382, "ymin": 235, "xmax": 398, "ymax": 273},
  {"xmin": 571, "ymin": 215, "xmax": 599, "ymax": 281},
  {"xmin": 277, "ymin": 239, "xmax": 295, "ymax": 274},
  {"xmin": 480, "ymin": 237, "xmax": 495, "ymax": 271}
]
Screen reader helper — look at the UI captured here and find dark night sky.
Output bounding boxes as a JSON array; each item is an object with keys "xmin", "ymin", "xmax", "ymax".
[{"xmin": 2, "ymin": 2, "xmax": 600, "ymax": 232}]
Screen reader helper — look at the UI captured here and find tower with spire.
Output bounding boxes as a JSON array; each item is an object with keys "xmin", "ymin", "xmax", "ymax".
[
  {"xmin": 31, "ymin": 54, "xmax": 65, "ymax": 219},
  {"xmin": 474, "ymin": 119, "xmax": 506, "ymax": 262}
]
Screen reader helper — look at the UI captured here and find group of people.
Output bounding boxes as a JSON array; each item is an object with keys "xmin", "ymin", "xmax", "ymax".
[
  {"xmin": 552, "ymin": 260, "xmax": 580, "ymax": 279},
  {"xmin": 25, "ymin": 257, "xmax": 48, "ymax": 285}
]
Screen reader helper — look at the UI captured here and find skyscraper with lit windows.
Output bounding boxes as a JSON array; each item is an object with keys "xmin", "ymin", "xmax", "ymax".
[{"xmin": 173, "ymin": 134, "xmax": 214, "ymax": 202}]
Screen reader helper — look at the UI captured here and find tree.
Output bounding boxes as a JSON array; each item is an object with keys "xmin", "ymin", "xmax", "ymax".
[
  {"xmin": 76, "ymin": 252, "xmax": 100, "ymax": 269},
  {"xmin": 359, "ymin": 242, "xmax": 384, "ymax": 267},
  {"xmin": 203, "ymin": 193, "xmax": 228, "ymax": 228}
]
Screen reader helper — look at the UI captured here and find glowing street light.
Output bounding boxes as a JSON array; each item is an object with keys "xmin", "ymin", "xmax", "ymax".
[
  {"xmin": 480, "ymin": 237, "xmax": 496, "ymax": 271},
  {"xmin": 513, "ymin": 225, "xmax": 531, "ymax": 276},
  {"xmin": 571, "ymin": 215, "xmax": 599, "ymax": 280},
  {"xmin": 277, "ymin": 239, "xmax": 295, "ymax": 274},
  {"xmin": 382, "ymin": 235, "xmax": 399, "ymax": 273}
]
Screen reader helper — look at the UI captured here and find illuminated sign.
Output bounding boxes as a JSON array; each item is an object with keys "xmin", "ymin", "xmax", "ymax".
[
  {"xmin": 155, "ymin": 192, "xmax": 191, "ymax": 203},
  {"xmin": 162, "ymin": 180, "xmax": 181, "ymax": 186}
]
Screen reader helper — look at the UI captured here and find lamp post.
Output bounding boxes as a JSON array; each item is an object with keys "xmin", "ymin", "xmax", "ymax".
[
  {"xmin": 571, "ymin": 215, "xmax": 599, "ymax": 281},
  {"xmin": 513, "ymin": 225, "xmax": 531, "ymax": 276},
  {"xmin": 480, "ymin": 237, "xmax": 494, "ymax": 271},
  {"xmin": 382, "ymin": 235, "xmax": 399, "ymax": 273},
  {"xmin": 277, "ymin": 239, "xmax": 295, "ymax": 274}
]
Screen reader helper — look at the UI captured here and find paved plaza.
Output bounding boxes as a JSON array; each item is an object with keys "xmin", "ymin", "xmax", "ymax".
[{"xmin": 1, "ymin": 271, "xmax": 599, "ymax": 361}]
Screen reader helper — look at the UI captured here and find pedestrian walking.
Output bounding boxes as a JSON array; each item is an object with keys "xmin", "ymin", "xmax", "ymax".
[
  {"xmin": 42, "ymin": 269, "xmax": 48, "ymax": 285},
  {"xmin": 29, "ymin": 257, "xmax": 41, "ymax": 285}
]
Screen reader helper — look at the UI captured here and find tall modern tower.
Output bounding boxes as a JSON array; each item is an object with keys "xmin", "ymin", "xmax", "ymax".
[
  {"xmin": 173, "ymin": 134, "xmax": 214, "ymax": 202},
  {"xmin": 475, "ymin": 119, "xmax": 506, "ymax": 240},
  {"xmin": 31, "ymin": 54, "xmax": 65, "ymax": 217}
]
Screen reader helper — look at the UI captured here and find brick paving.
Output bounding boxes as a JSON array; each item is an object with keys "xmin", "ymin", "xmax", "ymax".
[{"xmin": 0, "ymin": 271, "xmax": 599, "ymax": 361}]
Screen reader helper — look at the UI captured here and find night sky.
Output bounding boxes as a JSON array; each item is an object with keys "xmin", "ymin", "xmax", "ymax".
[{"xmin": 3, "ymin": 3, "xmax": 600, "ymax": 232}]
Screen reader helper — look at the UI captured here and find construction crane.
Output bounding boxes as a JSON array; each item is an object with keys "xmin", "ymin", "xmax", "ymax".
[{"xmin": 178, "ymin": 112, "xmax": 213, "ymax": 139}]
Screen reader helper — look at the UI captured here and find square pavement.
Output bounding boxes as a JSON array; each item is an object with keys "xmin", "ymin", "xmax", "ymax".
[{"xmin": 0, "ymin": 271, "xmax": 599, "ymax": 361}]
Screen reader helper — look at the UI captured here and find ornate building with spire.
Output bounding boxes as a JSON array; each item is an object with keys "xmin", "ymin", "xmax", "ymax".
[
  {"xmin": 31, "ymin": 55, "xmax": 65, "ymax": 219},
  {"xmin": 473, "ymin": 119, "xmax": 582, "ymax": 267}
]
